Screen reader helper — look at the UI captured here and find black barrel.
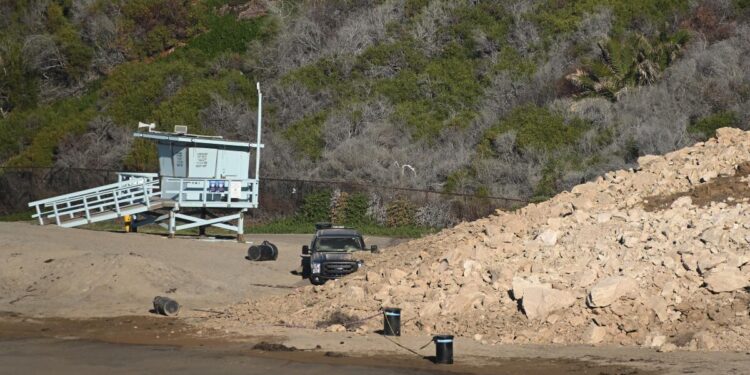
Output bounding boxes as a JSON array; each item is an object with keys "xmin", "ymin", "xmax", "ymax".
[
  {"xmin": 383, "ymin": 307, "xmax": 401, "ymax": 336},
  {"xmin": 433, "ymin": 335, "xmax": 454, "ymax": 364},
  {"xmin": 153, "ymin": 296, "xmax": 180, "ymax": 316},
  {"xmin": 246, "ymin": 241, "xmax": 278, "ymax": 261},
  {"xmin": 263, "ymin": 241, "xmax": 279, "ymax": 260}
]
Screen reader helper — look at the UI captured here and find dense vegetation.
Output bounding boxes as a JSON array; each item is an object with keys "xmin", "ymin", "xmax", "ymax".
[{"xmin": 2, "ymin": 0, "xmax": 750, "ymax": 226}]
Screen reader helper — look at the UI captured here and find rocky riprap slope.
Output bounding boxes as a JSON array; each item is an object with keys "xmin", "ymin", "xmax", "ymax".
[{"xmin": 213, "ymin": 128, "xmax": 750, "ymax": 351}]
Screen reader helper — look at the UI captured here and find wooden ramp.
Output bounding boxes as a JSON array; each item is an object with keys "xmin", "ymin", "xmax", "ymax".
[{"xmin": 29, "ymin": 174, "xmax": 162, "ymax": 228}]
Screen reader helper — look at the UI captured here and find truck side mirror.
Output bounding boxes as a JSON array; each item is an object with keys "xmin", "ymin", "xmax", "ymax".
[
  {"xmin": 370, "ymin": 245, "xmax": 379, "ymax": 253},
  {"xmin": 302, "ymin": 245, "xmax": 310, "ymax": 255}
]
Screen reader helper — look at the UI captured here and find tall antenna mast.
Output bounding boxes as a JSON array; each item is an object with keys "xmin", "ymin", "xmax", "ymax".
[{"xmin": 255, "ymin": 82, "xmax": 263, "ymax": 181}]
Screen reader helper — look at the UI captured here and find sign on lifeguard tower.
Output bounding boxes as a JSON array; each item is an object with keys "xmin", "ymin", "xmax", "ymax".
[{"xmin": 28, "ymin": 83, "xmax": 265, "ymax": 242}]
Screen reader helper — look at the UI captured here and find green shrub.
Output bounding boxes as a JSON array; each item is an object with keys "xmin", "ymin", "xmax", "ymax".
[
  {"xmin": 283, "ymin": 112, "xmax": 327, "ymax": 160},
  {"xmin": 184, "ymin": 15, "xmax": 273, "ymax": 60},
  {"xmin": 119, "ymin": 0, "xmax": 201, "ymax": 58},
  {"xmin": 623, "ymin": 138, "xmax": 640, "ymax": 163},
  {"xmin": 481, "ymin": 105, "xmax": 591, "ymax": 154},
  {"xmin": 448, "ymin": 2, "xmax": 511, "ymax": 48},
  {"xmin": 356, "ymin": 40, "xmax": 427, "ymax": 72},
  {"xmin": 0, "ymin": 39, "xmax": 38, "ymax": 113},
  {"xmin": 299, "ymin": 189, "xmax": 331, "ymax": 223},
  {"xmin": 404, "ymin": 0, "xmax": 429, "ymax": 17},
  {"xmin": 443, "ymin": 168, "xmax": 472, "ymax": 194},
  {"xmin": 123, "ymin": 138, "xmax": 158, "ymax": 171},
  {"xmin": 386, "ymin": 198, "xmax": 416, "ymax": 227},
  {"xmin": 284, "ymin": 58, "xmax": 346, "ymax": 92},
  {"xmin": 101, "ymin": 60, "xmax": 200, "ymax": 126},
  {"xmin": 688, "ymin": 111, "xmax": 740, "ymax": 138},
  {"xmin": 1, "ymin": 1, "xmax": 89, "ymax": 112},
  {"xmin": 531, "ymin": 0, "xmax": 690, "ymax": 39},
  {"xmin": 342, "ymin": 192, "xmax": 369, "ymax": 226},
  {"xmin": 45, "ymin": 2, "xmax": 68, "ymax": 31},
  {"xmin": 38, "ymin": 2, "xmax": 93, "ymax": 82},
  {"xmin": 531, "ymin": 153, "xmax": 589, "ymax": 202},
  {"xmin": 376, "ymin": 56, "xmax": 483, "ymax": 138},
  {"xmin": 1, "ymin": 93, "xmax": 97, "ymax": 167},
  {"xmin": 0, "ymin": 209, "xmax": 35, "ymax": 222},
  {"xmin": 329, "ymin": 191, "xmax": 348, "ymax": 224},
  {"xmin": 531, "ymin": 162, "xmax": 563, "ymax": 202},
  {"xmin": 495, "ymin": 47, "xmax": 537, "ymax": 79}
]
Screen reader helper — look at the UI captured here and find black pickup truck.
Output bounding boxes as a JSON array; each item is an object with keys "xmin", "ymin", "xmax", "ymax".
[{"xmin": 301, "ymin": 223, "xmax": 378, "ymax": 285}]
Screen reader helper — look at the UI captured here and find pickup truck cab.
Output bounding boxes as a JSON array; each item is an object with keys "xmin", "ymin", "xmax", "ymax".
[{"xmin": 301, "ymin": 223, "xmax": 377, "ymax": 285}]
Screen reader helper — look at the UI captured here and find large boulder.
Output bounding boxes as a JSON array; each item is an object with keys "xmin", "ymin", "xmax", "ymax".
[
  {"xmin": 583, "ymin": 323, "xmax": 607, "ymax": 344},
  {"xmin": 703, "ymin": 266, "xmax": 748, "ymax": 293},
  {"xmin": 700, "ymin": 226, "xmax": 728, "ymax": 247},
  {"xmin": 587, "ymin": 276, "xmax": 637, "ymax": 308},
  {"xmin": 345, "ymin": 285, "xmax": 366, "ymax": 302},
  {"xmin": 521, "ymin": 285, "xmax": 576, "ymax": 320},
  {"xmin": 445, "ymin": 283, "xmax": 486, "ymax": 314},
  {"xmin": 387, "ymin": 269, "xmax": 408, "ymax": 285},
  {"xmin": 419, "ymin": 300, "xmax": 442, "ymax": 318},
  {"xmin": 537, "ymin": 230, "xmax": 559, "ymax": 246},
  {"xmin": 511, "ymin": 276, "xmax": 551, "ymax": 300}
]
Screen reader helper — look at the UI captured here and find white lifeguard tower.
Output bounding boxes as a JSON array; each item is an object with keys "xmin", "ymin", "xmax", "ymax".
[{"xmin": 28, "ymin": 84, "xmax": 265, "ymax": 241}]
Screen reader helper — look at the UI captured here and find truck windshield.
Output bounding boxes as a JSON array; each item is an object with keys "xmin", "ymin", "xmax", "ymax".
[{"xmin": 316, "ymin": 237, "xmax": 363, "ymax": 251}]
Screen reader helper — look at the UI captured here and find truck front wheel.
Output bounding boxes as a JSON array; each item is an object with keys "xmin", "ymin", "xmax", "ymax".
[{"xmin": 310, "ymin": 276, "xmax": 326, "ymax": 285}]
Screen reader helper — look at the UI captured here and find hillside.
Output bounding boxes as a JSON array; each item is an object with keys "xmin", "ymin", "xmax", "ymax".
[{"xmin": 1, "ymin": 0, "xmax": 750, "ymax": 204}]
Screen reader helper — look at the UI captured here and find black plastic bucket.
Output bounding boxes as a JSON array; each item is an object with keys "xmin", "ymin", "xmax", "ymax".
[
  {"xmin": 383, "ymin": 307, "xmax": 401, "ymax": 336},
  {"xmin": 247, "ymin": 241, "xmax": 278, "ymax": 261},
  {"xmin": 433, "ymin": 335, "xmax": 454, "ymax": 364},
  {"xmin": 153, "ymin": 296, "xmax": 180, "ymax": 316}
]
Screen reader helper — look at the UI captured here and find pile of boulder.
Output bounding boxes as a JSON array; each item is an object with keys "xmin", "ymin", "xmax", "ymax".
[{"xmin": 214, "ymin": 127, "xmax": 750, "ymax": 351}]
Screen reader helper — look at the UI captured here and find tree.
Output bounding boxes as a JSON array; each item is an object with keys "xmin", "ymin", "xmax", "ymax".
[{"xmin": 566, "ymin": 32, "xmax": 689, "ymax": 101}]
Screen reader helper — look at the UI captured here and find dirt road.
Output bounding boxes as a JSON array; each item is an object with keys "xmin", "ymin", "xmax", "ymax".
[{"xmin": 0, "ymin": 222, "xmax": 399, "ymax": 317}]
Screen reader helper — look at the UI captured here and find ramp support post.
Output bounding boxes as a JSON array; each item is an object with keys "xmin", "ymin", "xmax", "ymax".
[
  {"xmin": 168, "ymin": 210, "xmax": 176, "ymax": 238},
  {"xmin": 237, "ymin": 209, "xmax": 246, "ymax": 243}
]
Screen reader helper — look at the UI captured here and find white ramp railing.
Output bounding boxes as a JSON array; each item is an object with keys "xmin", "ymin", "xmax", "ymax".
[{"xmin": 28, "ymin": 173, "xmax": 160, "ymax": 227}]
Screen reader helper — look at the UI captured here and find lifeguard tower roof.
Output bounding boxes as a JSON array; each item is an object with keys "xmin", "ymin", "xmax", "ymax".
[{"xmin": 133, "ymin": 132, "xmax": 258, "ymax": 149}]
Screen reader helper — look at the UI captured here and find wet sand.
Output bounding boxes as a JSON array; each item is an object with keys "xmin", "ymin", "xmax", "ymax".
[
  {"xmin": 0, "ymin": 313, "xmax": 652, "ymax": 375},
  {"xmin": 0, "ymin": 339, "xmax": 456, "ymax": 375}
]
